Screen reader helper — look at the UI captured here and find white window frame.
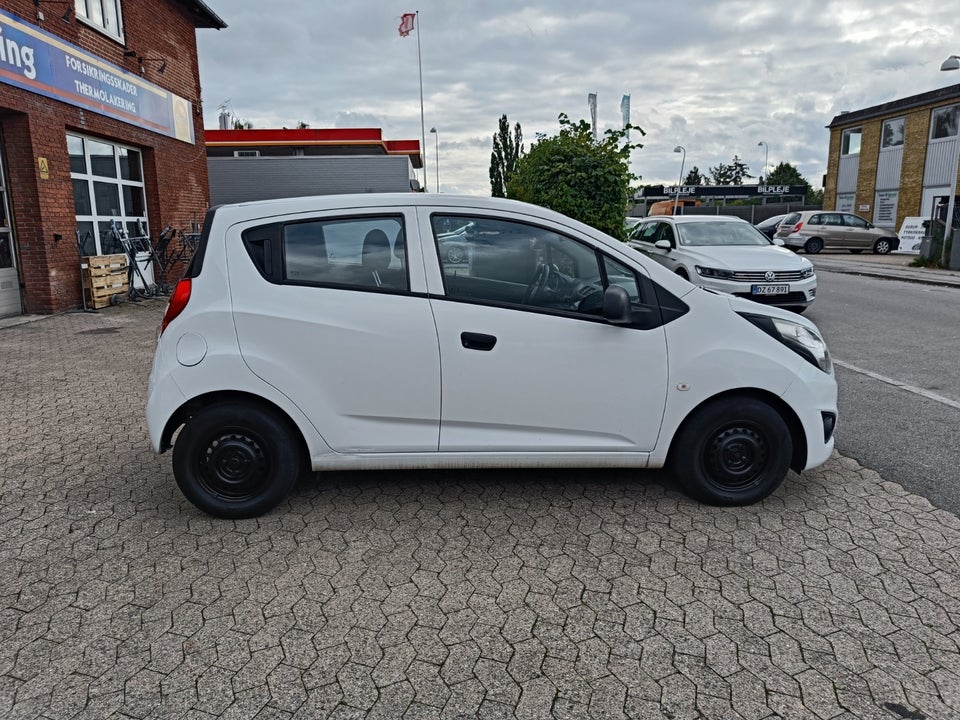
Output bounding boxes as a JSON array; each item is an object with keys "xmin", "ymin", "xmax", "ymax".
[
  {"xmin": 880, "ymin": 117, "xmax": 905, "ymax": 150},
  {"xmin": 234, "ymin": 150, "xmax": 261, "ymax": 158},
  {"xmin": 74, "ymin": 0, "xmax": 125, "ymax": 43},
  {"xmin": 68, "ymin": 133, "xmax": 148, "ymax": 257},
  {"xmin": 931, "ymin": 105, "xmax": 959, "ymax": 140},
  {"xmin": 841, "ymin": 128, "xmax": 862, "ymax": 156}
]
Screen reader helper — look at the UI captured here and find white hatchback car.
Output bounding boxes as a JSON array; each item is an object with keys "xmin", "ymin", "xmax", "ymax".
[
  {"xmin": 148, "ymin": 194, "xmax": 837, "ymax": 518},
  {"xmin": 628, "ymin": 216, "xmax": 817, "ymax": 312}
]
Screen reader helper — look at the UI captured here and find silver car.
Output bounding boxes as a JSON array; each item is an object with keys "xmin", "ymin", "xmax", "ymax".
[{"xmin": 776, "ymin": 211, "xmax": 899, "ymax": 254}]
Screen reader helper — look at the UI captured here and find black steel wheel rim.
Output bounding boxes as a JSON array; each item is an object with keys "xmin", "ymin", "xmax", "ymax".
[
  {"xmin": 702, "ymin": 424, "xmax": 769, "ymax": 491},
  {"xmin": 197, "ymin": 430, "xmax": 270, "ymax": 501}
]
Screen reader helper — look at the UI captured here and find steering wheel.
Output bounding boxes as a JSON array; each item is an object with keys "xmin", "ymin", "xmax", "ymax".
[{"xmin": 522, "ymin": 263, "xmax": 553, "ymax": 304}]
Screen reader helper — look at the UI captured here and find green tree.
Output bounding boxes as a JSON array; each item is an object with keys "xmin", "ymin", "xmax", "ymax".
[
  {"xmin": 683, "ymin": 166, "xmax": 707, "ymax": 185},
  {"xmin": 507, "ymin": 113, "xmax": 644, "ymax": 240},
  {"xmin": 764, "ymin": 161, "xmax": 808, "ymax": 188},
  {"xmin": 489, "ymin": 115, "xmax": 524, "ymax": 197},
  {"xmin": 709, "ymin": 155, "xmax": 753, "ymax": 185},
  {"xmin": 762, "ymin": 161, "xmax": 825, "ymax": 203}
]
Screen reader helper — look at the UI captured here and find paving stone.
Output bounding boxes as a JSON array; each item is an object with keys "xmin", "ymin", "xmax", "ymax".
[{"xmin": 1, "ymin": 302, "xmax": 959, "ymax": 718}]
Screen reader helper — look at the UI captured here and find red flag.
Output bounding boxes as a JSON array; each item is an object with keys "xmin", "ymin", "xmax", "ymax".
[{"xmin": 398, "ymin": 13, "xmax": 415, "ymax": 37}]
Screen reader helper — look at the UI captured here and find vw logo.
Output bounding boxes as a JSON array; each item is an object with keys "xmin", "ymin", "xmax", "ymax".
[{"xmin": 764, "ymin": 271, "xmax": 776, "ymax": 282}]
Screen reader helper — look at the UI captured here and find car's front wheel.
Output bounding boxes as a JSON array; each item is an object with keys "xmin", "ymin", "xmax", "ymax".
[
  {"xmin": 873, "ymin": 238, "xmax": 893, "ymax": 254},
  {"xmin": 670, "ymin": 396, "xmax": 792, "ymax": 505},
  {"xmin": 172, "ymin": 402, "xmax": 302, "ymax": 518},
  {"xmin": 675, "ymin": 267, "xmax": 690, "ymax": 280},
  {"xmin": 804, "ymin": 238, "xmax": 823, "ymax": 254}
]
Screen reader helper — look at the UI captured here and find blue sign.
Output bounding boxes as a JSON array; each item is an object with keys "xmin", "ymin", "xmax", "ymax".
[{"xmin": 0, "ymin": 9, "xmax": 194, "ymax": 144}]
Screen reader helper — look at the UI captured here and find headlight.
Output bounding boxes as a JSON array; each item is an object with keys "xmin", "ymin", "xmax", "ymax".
[
  {"xmin": 696, "ymin": 265, "xmax": 734, "ymax": 279},
  {"xmin": 799, "ymin": 266, "xmax": 815, "ymax": 279},
  {"xmin": 738, "ymin": 313, "xmax": 832, "ymax": 373}
]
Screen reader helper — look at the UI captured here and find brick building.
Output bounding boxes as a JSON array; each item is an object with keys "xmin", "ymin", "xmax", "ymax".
[
  {"xmin": 0, "ymin": 0, "xmax": 225, "ymax": 317},
  {"xmin": 823, "ymin": 84, "xmax": 960, "ymax": 244}
]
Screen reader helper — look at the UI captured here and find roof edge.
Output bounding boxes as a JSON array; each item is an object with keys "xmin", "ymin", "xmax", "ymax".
[
  {"xmin": 827, "ymin": 83, "xmax": 960, "ymax": 128},
  {"xmin": 177, "ymin": 0, "xmax": 227, "ymax": 29}
]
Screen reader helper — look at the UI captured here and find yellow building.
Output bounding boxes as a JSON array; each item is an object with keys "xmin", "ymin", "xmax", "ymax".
[{"xmin": 824, "ymin": 84, "xmax": 960, "ymax": 236}]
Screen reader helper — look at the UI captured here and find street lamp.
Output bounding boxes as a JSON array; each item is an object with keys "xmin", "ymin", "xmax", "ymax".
[
  {"xmin": 673, "ymin": 145, "xmax": 686, "ymax": 216},
  {"xmin": 940, "ymin": 56, "xmax": 960, "ymax": 266},
  {"xmin": 757, "ymin": 140, "xmax": 768, "ymax": 183},
  {"xmin": 429, "ymin": 127, "xmax": 439, "ymax": 193}
]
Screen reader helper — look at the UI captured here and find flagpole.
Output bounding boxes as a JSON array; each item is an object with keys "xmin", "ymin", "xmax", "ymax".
[{"xmin": 416, "ymin": 10, "xmax": 427, "ymax": 192}]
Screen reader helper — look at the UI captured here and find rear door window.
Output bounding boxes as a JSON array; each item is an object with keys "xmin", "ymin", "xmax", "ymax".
[
  {"xmin": 844, "ymin": 215, "xmax": 869, "ymax": 229},
  {"xmin": 282, "ymin": 215, "xmax": 408, "ymax": 291}
]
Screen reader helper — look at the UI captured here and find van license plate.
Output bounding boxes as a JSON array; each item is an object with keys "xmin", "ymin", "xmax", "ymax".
[{"xmin": 752, "ymin": 284, "xmax": 789, "ymax": 295}]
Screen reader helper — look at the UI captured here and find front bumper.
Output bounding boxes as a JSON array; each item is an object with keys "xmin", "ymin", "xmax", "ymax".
[{"xmin": 696, "ymin": 275, "xmax": 817, "ymax": 308}]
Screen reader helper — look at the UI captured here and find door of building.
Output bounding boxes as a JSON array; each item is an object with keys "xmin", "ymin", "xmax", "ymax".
[{"xmin": 0, "ymin": 131, "xmax": 21, "ymax": 317}]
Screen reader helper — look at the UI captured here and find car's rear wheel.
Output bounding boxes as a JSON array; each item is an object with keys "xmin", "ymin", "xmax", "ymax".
[
  {"xmin": 849, "ymin": 249, "xmax": 864, "ymax": 254},
  {"xmin": 670, "ymin": 396, "xmax": 792, "ymax": 506},
  {"xmin": 172, "ymin": 402, "xmax": 301, "ymax": 518},
  {"xmin": 873, "ymin": 238, "xmax": 893, "ymax": 254},
  {"xmin": 804, "ymin": 238, "xmax": 823, "ymax": 254}
]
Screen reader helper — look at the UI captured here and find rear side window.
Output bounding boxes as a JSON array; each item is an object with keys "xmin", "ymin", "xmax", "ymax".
[
  {"xmin": 781, "ymin": 212, "xmax": 801, "ymax": 227},
  {"xmin": 283, "ymin": 215, "xmax": 408, "ymax": 291}
]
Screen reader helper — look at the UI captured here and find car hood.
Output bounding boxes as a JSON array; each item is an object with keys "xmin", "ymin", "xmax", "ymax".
[{"xmin": 679, "ymin": 245, "xmax": 812, "ymax": 271}]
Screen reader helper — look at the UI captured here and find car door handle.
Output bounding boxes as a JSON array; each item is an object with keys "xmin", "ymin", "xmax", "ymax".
[{"xmin": 461, "ymin": 332, "xmax": 497, "ymax": 351}]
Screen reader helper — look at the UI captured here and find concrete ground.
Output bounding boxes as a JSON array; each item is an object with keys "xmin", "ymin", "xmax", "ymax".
[{"xmin": 1, "ymin": 300, "xmax": 958, "ymax": 720}]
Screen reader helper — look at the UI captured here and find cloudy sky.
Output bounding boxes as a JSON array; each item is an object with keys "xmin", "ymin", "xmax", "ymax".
[{"xmin": 195, "ymin": 1, "xmax": 960, "ymax": 196}]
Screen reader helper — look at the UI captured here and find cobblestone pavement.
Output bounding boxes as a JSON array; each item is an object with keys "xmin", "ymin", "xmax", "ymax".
[{"xmin": 2, "ymin": 301, "xmax": 959, "ymax": 720}]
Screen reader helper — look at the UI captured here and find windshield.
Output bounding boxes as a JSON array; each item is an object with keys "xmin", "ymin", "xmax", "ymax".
[{"xmin": 677, "ymin": 222, "xmax": 771, "ymax": 247}]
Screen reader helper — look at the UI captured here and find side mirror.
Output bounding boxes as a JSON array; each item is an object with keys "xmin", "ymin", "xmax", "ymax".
[
  {"xmin": 602, "ymin": 285, "xmax": 632, "ymax": 325},
  {"xmin": 654, "ymin": 239, "xmax": 672, "ymax": 251},
  {"xmin": 772, "ymin": 237, "xmax": 785, "ymax": 246}
]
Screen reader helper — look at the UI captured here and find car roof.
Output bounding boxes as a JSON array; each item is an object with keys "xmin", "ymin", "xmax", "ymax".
[{"xmin": 640, "ymin": 215, "xmax": 748, "ymax": 224}]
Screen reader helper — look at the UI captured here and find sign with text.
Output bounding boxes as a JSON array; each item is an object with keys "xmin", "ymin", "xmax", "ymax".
[
  {"xmin": 874, "ymin": 190, "xmax": 898, "ymax": 228},
  {"xmin": 0, "ymin": 9, "xmax": 194, "ymax": 143},
  {"xmin": 895, "ymin": 217, "xmax": 925, "ymax": 255},
  {"xmin": 656, "ymin": 184, "xmax": 808, "ymax": 199}
]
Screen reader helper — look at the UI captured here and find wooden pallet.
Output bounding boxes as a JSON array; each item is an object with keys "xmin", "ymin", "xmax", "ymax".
[{"xmin": 81, "ymin": 254, "xmax": 129, "ymax": 309}]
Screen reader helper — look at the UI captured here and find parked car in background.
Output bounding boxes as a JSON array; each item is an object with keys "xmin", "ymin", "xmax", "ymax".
[
  {"xmin": 755, "ymin": 213, "xmax": 787, "ymax": 239},
  {"xmin": 628, "ymin": 215, "xmax": 816, "ymax": 312},
  {"xmin": 776, "ymin": 211, "xmax": 899, "ymax": 254},
  {"xmin": 148, "ymin": 194, "xmax": 836, "ymax": 518}
]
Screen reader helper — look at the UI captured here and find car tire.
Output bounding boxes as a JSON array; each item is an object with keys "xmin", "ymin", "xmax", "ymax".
[
  {"xmin": 675, "ymin": 267, "xmax": 690, "ymax": 280},
  {"xmin": 670, "ymin": 396, "xmax": 792, "ymax": 506},
  {"xmin": 172, "ymin": 402, "xmax": 302, "ymax": 518},
  {"xmin": 849, "ymin": 249, "xmax": 864, "ymax": 254},
  {"xmin": 873, "ymin": 238, "xmax": 893, "ymax": 255},
  {"xmin": 787, "ymin": 306, "xmax": 807, "ymax": 314},
  {"xmin": 804, "ymin": 238, "xmax": 823, "ymax": 254}
]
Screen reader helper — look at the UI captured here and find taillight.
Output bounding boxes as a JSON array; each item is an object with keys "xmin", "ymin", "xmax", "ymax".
[
  {"xmin": 160, "ymin": 278, "xmax": 191, "ymax": 335},
  {"xmin": 792, "ymin": 222, "xmax": 804, "ymax": 232}
]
